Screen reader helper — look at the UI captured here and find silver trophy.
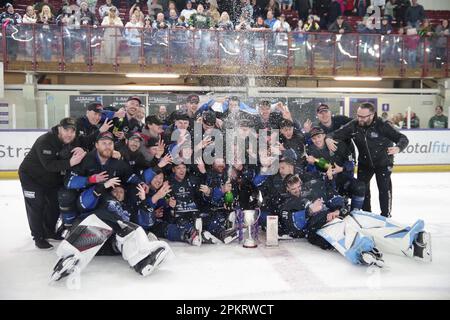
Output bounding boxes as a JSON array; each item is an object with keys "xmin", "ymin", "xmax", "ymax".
[{"xmin": 242, "ymin": 209, "xmax": 260, "ymax": 248}]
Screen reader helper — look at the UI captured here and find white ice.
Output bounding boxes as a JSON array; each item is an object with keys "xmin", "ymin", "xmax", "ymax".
[{"xmin": 1, "ymin": 173, "xmax": 449, "ymax": 300}]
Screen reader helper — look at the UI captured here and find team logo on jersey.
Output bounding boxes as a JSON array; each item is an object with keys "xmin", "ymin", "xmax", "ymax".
[
  {"xmin": 42, "ymin": 149, "xmax": 52, "ymax": 155},
  {"xmin": 370, "ymin": 132, "xmax": 379, "ymax": 138}
]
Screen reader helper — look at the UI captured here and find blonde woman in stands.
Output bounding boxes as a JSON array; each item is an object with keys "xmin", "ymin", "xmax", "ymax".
[
  {"xmin": 125, "ymin": 14, "xmax": 143, "ymax": 64},
  {"xmin": 217, "ymin": 11, "xmax": 234, "ymax": 30},
  {"xmin": 22, "ymin": 6, "xmax": 37, "ymax": 59},
  {"xmin": 207, "ymin": 3, "xmax": 221, "ymax": 27},
  {"xmin": 38, "ymin": 5, "xmax": 55, "ymax": 62},
  {"xmin": 130, "ymin": 3, "xmax": 146, "ymax": 24},
  {"xmin": 101, "ymin": 6, "xmax": 124, "ymax": 64},
  {"xmin": 264, "ymin": 0, "xmax": 281, "ymax": 18}
]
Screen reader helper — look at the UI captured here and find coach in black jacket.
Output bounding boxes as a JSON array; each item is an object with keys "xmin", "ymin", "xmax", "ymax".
[
  {"xmin": 325, "ymin": 102, "xmax": 409, "ymax": 217},
  {"xmin": 18, "ymin": 118, "xmax": 86, "ymax": 249}
]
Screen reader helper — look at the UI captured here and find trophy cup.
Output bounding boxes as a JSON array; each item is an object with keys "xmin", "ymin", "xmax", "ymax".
[{"xmin": 242, "ymin": 209, "xmax": 260, "ymax": 248}]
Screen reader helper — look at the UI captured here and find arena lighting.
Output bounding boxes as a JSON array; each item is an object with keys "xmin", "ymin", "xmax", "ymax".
[
  {"xmin": 334, "ymin": 76, "xmax": 383, "ymax": 81},
  {"xmin": 125, "ymin": 73, "xmax": 180, "ymax": 78}
]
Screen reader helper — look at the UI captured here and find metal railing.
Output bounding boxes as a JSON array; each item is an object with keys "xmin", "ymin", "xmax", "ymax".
[{"xmin": 1, "ymin": 23, "xmax": 449, "ymax": 78}]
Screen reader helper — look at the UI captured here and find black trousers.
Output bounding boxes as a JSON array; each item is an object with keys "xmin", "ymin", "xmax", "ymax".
[
  {"xmin": 19, "ymin": 171, "xmax": 61, "ymax": 240},
  {"xmin": 357, "ymin": 165, "xmax": 393, "ymax": 217}
]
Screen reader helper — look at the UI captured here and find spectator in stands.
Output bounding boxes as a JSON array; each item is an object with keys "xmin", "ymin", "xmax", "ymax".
[
  {"xmin": 384, "ymin": 0, "xmax": 397, "ymax": 23},
  {"xmin": 405, "ymin": 0, "xmax": 425, "ymax": 28},
  {"xmin": 148, "ymin": 0, "xmax": 164, "ymax": 20},
  {"xmin": 328, "ymin": 15, "xmax": 351, "ymax": 33},
  {"xmin": 189, "ymin": 4, "xmax": 213, "ymax": 28},
  {"xmin": 164, "ymin": 1, "xmax": 179, "ymax": 19},
  {"xmin": 264, "ymin": 9, "xmax": 277, "ymax": 29},
  {"xmin": 130, "ymin": 3, "xmax": 146, "ymax": 24},
  {"xmin": 56, "ymin": 7, "xmax": 81, "ymax": 63},
  {"xmin": 293, "ymin": 19, "xmax": 308, "ymax": 67},
  {"xmin": 295, "ymin": 0, "xmax": 312, "ymax": 23},
  {"xmin": 391, "ymin": 112, "xmax": 404, "ymax": 129},
  {"xmin": 378, "ymin": 15, "xmax": 393, "ymax": 34},
  {"xmin": 404, "ymin": 26, "xmax": 420, "ymax": 69},
  {"xmin": 354, "ymin": 0, "xmax": 370, "ymax": 18},
  {"xmin": 77, "ymin": 0, "xmax": 98, "ymax": 15},
  {"xmin": 428, "ymin": 106, "xmax": 448, "ymax": 129},
  {"xmin": 79, "ymin": 1, "xmax": 99, "ymax": 26},
  {"xmin": 34, "ymin": 0, "xmax": 56, "ymax": 16},
  {"xmin": 435, "ymin": 19, "xmax": 449, "ymax": 69},
  {"xmin": 207, "ymin": 3, "xmax": 221, "ymax": 26},
  {"xmin": 180, "ymin": 1, "xmax": 196, "ymax": 21},
  {"xmin": 418, "ymin": 19, "xmax": 435, "ymax": 37},
  {"xmin": 264, "ymin": 0, "xmax": 281, "ymax": 19},
  {"xmin": 125, "ymin": 14, "xmax": 143, "ymax": 64},
  {"xmin": 381, "ymin": 112, "xmax": 389, "ymax": 122},
  {"xmin": 251, "ymin": 0, "xmax": 263, "ymax": 22},
  {"xmin": 313, "ymin": 0, "xmax": 330, "ymax": 29},
  {"xmin": 38, "ymin": 5, "xmax": 55, "ymax": 62},
  {"xmin": 167, "ymin": 8, "xmax": 179, "ymax": 26},
  {"xmin": 217, "ymin": 11, "xmax": 234, "ymax": 30},
  {"xmin": 241, "ymin": 0, "xmax": 254, "ymax": 24},
  {"xmin": 156, "ymin": 105, "xmax": 169, "ymax": 126},
  {"xmin": 99, "ymin": 0, "xmax": 115, "ymax": 18},
  {"xmin": 272, "ymin": 13, "xmax": 291, "ymax": 32},
  {"xmin": 23, "ymin": 5, "xmax": 37, "ymax": 23},
  {"xmin": 101, "ymin": 6, "xmax": 124, "ymax": 64},
  {"xmin": 403, "ymin": 111, "xmax": 420, "ymax": 128},
  {"xmin": 0, "ymin": 3, "xmax": 21, "ymax": 61},
  {"xmin": 343, "ymin": 0, "xmax": 354, "ymax": 15},
  {"xmin": 152, "ymin": 11, "xmax": 169, "ymax": 28},
  {"xmin": 235, "ymin": 14, "xmax": 252, "ymax": 30},
  {"xmin": 395, "ymin": 0, "xmax": 410, "ymax": 27},
  {"xmin": 327, "ymin": 0, "xmax": 342, "ymax": 27},
  {"xmin": 304, "ymin": 15, "xmax": 320, "ymax": 32},
  {"xmin": 252, "ymin": 15, "xmax": 269, "ymax": 29},
  {"xmin": 280, "ymin": 0, "xmax": 293, "ymax": 11}
]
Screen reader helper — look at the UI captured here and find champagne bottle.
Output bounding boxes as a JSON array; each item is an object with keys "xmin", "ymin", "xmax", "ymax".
[
  {"xmin": 224, "ymin": 190, "xmax": 234, "ymax": 207},
  {"xmin": 314, "ymin": 157, "xmax": 331, "ymax": 171},
  {"xmin": 113, "ymin": 117, "xmax": 124, "ymax": 134}
]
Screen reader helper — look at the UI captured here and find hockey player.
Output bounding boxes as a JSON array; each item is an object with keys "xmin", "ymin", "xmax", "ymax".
[
  {"xmin": 306, "ymin": 126, "xmax": 365, "ymax": 211},
  {"xmin": 279, "ymin": 119, "xmax": 307, "ymax": 173},
  {"xmin": 168, "ymin": 162, "xmax": 220, "ymax": 245},
  {"xmin": 111, "ymin": 96, "xmax": 143, "ymax": 141},
  {"xmin": 60, "ymin": 131, "xmax": 142, "ymax": 228},
  {"xmin": 19, "ymin": 117, "xmax": 87, "ymax": 249},
  {"xmin": 50, "ymin": 181, "xmax": 172, "ymax": 282}
]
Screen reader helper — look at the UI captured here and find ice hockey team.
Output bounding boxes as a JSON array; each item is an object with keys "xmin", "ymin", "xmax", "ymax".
[{"xmin": 18, "ymin": 94, "xmax": 432, "ymax": 284}]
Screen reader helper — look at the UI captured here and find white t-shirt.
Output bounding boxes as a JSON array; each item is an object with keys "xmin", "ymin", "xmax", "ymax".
[{"xmin": 180, "ymin": 9, "xmax": 196, "ymax": 21}]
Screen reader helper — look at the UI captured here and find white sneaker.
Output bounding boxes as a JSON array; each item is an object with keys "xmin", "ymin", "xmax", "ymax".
[{"xmin": 201, "ymin": 231, "xmax": 220, "ymax": 244}]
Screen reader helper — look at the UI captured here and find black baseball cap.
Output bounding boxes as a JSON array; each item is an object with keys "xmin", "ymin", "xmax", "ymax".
[
  {"xmin": 316, "ymin": 104, "xmax": 330, "ymax": 113},
  {"xmin": 310, "ymin": 126, "xmax": 325, "ymax": 137},
  {"xmin": 145, "ymin": 115, "xmax": 163, "ymax": 126},
  {"xmin": 59, "ymin": 117, "xmax": 76, "ymax": 130},
  {"xmin": 202, "ymin": 111, "xmax": 216, "ymax": 126},
  {"xmin": 87, "ymin": 102, "xmax": 104, "ymax": 113},
  {"xmin": 146, "ymin": 137, "xmax": 160, "ymax": 148},
  {"xmin": 186, "ymin": 94, "xmax": 200, "ymax": 104},
  {"xmin": 96, "ymin": 131, "xmax": 115, "ymax": 142},
  {"xmin": 127, "ymin": 96, "xmax": 142, "ymax": 104}
]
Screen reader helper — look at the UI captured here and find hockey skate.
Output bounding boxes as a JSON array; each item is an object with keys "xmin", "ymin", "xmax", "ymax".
[
  {"xmin": 219, "ymin": 228, "xmax": 239, "ymax": 244},
  {"xmin": 201, "ymin": 231, "xmax": 220, "ymax": 244},
  {"xmin": 50, "ymin": 254, "xmax": 80, "ymax": 282},
  {"xmin": 133, "ymin": 246, "xmax": 169, "ymax": 277},
  {"xmin": 184, "ymin": 218, "xmax": 202, "ymax": 246},
  {"xmin": 361, "ymin": 249, "xmax": 385, "ymax": 268},
  {"xmin": 413, "ymin": 231, "xmax": 432, "ymax": 262}
]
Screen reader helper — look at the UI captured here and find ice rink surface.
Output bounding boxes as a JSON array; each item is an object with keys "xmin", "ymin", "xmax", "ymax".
[{"xmin": 1, "ymin": 172, "xmax": 449, "ymax": 300}]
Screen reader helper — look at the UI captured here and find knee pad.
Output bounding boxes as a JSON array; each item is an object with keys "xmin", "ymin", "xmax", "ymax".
[{"xmin": 58, "ymin": 189, "xmax": 79, "ymax": 225}]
